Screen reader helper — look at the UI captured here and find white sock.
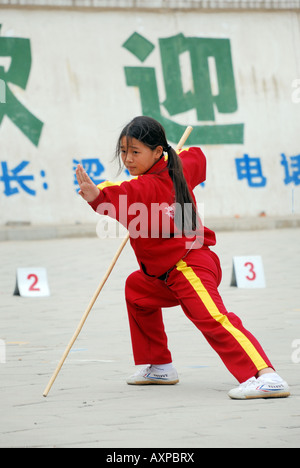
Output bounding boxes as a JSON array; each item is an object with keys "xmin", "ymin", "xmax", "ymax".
[
  {"xmin": 151, "ymin": 363, "xmax": 174, "ymax": 372},
  {"xmin": 258, "ymin": 372, "xmax": 283, "ymax": 382}
]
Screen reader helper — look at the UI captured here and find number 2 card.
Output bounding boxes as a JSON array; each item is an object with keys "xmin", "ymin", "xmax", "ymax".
[{"xmin": 14, "ymin": 268, "xmax": 50, "ymax": 297}]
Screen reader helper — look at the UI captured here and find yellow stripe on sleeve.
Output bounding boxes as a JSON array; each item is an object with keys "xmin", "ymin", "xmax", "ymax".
[
  {"xmin": 97, "ymin": 177, "xmax": 138, "ymax": 190},
  {"xmin": 97, "ymin": 180, "xmax": 126, "ymax": 190}
]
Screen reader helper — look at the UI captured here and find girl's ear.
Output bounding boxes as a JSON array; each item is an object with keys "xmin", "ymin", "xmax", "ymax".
[{"xmin": 154, "ymin": 145, "xmax": 164, "ymax": 161}]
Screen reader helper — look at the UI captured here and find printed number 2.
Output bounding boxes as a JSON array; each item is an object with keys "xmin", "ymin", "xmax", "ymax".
[
  {"xmin": 244, "ymin": 262, "xmax": 256, "ymax": 281},
  {"xmin": 27, "ymin": 274, "xmax": 40, "ymax": 291}
]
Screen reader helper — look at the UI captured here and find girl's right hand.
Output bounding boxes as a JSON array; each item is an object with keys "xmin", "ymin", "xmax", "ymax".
[{"xmin": 75, "ymin": 164, "xmax": 100, "ymax": 203}]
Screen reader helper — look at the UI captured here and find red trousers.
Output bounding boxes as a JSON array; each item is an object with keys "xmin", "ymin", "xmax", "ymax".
[{"xmin": 125, "ymin": 248, "xmax": 273, "ymax": 383}]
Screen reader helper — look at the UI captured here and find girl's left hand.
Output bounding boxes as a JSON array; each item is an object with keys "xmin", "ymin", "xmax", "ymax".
[{"xmin": 76, "ymin": 164, "xmax": 100, "ymax": 202}]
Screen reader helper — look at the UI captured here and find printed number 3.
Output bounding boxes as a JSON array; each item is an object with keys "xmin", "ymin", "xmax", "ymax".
[
  {"xmin": 27, "ymin": 273, "xmax": 40, "ymax": 291},
  {"xmin": 244, "ymin": 262, "xmax": 256, "ymax": 281}
]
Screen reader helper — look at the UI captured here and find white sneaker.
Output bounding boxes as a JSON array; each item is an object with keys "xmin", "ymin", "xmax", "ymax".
[
  {"xmin": 127, "ymin": 365, "xmax": 179, "ymax": 385},
  {"xmin": 228, "ymin": 374, "xmax": 290, "ymax": 400}
]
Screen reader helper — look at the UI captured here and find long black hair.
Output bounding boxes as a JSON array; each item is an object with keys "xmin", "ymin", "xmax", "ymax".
[{"xmin": 115, "ymin": 116, "xmax": 198, "ymax": 235}]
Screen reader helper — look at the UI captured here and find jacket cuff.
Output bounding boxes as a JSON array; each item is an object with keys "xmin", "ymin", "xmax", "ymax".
[{"xmin": 88, "ymin": 189, "xmax": 103, "ymax": 211}]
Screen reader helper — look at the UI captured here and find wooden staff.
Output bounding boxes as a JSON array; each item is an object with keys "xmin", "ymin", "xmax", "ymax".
[{"xmin": 43, "ymin": 125, "xmax": 193, "ymax": 397}]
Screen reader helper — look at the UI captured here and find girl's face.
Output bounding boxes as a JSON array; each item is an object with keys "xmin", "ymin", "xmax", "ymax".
[{"xmin": 120, "ymin": 137, "xmax": 163, "ymax": 176}]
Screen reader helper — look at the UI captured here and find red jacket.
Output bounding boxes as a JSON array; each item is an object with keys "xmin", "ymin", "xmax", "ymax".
[{"xmin": 89, "ymin": 147, "xmax": 216, "ymax": 277}]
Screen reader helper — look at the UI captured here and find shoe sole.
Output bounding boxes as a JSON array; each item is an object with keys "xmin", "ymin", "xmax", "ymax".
[
  {"xmin": 229, "ymin": 391, "xmax": 290, "ymax": 400},
  {"xmin": 127, "ymin": 379, "xmax": 179, "ymax": 386},
  {"xmin": 245, "ymin": 391, "xmax": 291, "ymax": 399}
]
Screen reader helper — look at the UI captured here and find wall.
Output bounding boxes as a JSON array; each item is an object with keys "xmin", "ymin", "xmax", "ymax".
[{"xmin": 0, "ymin": 4, "xmax": 299, "ymax": 227}]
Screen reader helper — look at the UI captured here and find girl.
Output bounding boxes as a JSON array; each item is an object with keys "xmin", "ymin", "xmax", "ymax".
[{"xmin": 76, "ymin": 116, "xmax": 290, "ymax": 400}]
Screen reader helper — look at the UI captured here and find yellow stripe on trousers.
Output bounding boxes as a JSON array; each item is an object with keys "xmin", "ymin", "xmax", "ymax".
[{"xmin": 176, "ymin": 259, "xmax": 268, "ymax": 371}]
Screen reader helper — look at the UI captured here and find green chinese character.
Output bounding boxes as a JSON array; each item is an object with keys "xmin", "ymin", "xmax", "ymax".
[
  {"xmin": 0, "ymin": 78, "xmax": 5, "ymax": 103},
  {"xmin": 0, "ymin": 25, "xmax": 43, "ymax": 146},
  {"xmin": 123, "ymin": 32, "xmax": 244, "ymax": 145}
]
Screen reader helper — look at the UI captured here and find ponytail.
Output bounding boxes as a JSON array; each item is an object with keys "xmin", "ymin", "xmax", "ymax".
[{"xmin": 165, "ymin": 145, "xmax": 198, "ymax": 235}]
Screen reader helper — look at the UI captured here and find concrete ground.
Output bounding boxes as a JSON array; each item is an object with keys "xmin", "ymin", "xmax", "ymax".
[{"xmin": 0, "ymin": 227, "xmax": 299, "ymax": 448}]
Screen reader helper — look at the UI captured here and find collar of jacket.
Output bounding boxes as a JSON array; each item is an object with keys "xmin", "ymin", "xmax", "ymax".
[{"xmin": 145, "ymin": 153, "xmax": 168, "ymax": 175}]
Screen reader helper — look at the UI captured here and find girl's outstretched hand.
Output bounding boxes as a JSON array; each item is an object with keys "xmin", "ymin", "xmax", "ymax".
[{"xmin": 76, "ymin": 164, "xmax": 100, "ymax": 203}]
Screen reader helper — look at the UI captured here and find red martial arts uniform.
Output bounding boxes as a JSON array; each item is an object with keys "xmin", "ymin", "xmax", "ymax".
[{"xmin": 89, "ymin": 148, "xmax": 273, "ymax": 383}]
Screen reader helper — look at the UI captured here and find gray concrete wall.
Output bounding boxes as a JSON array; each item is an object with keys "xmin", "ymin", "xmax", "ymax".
[{"xmin": 0, "ymin": 4, "xmax": 299, "ymax": 226}]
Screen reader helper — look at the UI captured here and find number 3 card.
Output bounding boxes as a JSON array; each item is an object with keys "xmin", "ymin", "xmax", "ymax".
[
  {"xmin": 231, "ymin": 256, "xmax": 266, "ymax": 289},
  {"xmin": 14, "ymin": 268, "xmax": 50, "ymax": 297}
]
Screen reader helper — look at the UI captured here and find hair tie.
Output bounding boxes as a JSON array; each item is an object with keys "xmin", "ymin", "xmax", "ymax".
[{"xmin": 165, "ymin": 144, "xmax": 172, "ymax": 151}]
